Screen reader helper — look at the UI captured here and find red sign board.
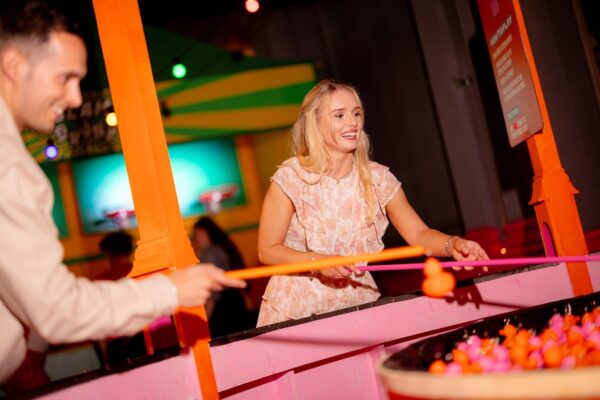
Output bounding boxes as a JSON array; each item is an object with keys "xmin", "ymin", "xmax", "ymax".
[{"xmin": 478, "ymin": 0, "xmax": 543, "ymax": 147}]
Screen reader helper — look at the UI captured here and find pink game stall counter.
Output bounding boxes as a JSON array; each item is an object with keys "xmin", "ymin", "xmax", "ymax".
[{"xmin": 35, "ymin": 260, "xmax": 600, "ymax": 400}]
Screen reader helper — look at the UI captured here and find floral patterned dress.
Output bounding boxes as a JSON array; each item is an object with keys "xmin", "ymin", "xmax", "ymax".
[{"xmin": 257, "ymin": 157, "xmax": 401, "ymax": 327}]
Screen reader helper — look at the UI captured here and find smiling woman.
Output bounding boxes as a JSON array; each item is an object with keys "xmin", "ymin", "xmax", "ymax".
[
  {"xmin": 316, "ymin": 87, "xmax": 365, "ymax": 172},
  {"xmin": 255, "ymin": 79, "xmax": 489, "ymax": 327}
]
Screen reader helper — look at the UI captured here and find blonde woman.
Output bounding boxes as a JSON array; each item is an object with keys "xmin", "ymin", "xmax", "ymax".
[{"xmin": 257, "ymin": 80, "xmax": 488, "ymax": 327}]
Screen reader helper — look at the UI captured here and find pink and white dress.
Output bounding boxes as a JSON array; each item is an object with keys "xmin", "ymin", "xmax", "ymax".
[{"xmin": 257, "ymin": 157, "xmax": 401, "ymax": 327}]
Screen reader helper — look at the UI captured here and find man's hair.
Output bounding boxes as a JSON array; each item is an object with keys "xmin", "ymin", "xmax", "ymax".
[{"xmin": 0, "ymin": 0, "xmax": 81, "ymax": 51}]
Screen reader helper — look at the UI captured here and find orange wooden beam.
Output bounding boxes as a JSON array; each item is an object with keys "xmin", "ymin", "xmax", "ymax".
[
  {"xmin": 92, "ymin": 1, "xmax": 219, "ymax": 398},
  {"xmin": 513, "ymin": 0, "xmax": 592, "ymax": 296},
  {"xmin": 91, "ymin": 0, "xmax": 196, "ymax": 274}
]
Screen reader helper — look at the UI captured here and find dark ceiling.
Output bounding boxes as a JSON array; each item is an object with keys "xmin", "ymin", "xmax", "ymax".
[{"xmin": 3, "ymin": 0, "xmax": 598, "ymax": 62}]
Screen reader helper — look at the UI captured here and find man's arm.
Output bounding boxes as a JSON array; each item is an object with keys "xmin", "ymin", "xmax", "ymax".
[{"xmin": 0, "ymin": 145, "xmax": 242, "ymax": 344}]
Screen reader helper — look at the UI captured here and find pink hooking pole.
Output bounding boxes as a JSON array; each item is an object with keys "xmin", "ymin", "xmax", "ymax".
[{"xmin": 360, "ymin": 255, "xmax": 600, "ymax": 272}]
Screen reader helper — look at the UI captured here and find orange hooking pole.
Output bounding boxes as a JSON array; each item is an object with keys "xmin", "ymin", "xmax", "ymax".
[
  {"xmin": 92, "ymin": 0, "xmax": 219, "ymax": 398},
  {"xmin": 227, "ymin": 246, "xmax": 427, "ymax": 280},
  {"xmin": 512, "ymin": 0, "xmax": 592, "ymax": 296}
]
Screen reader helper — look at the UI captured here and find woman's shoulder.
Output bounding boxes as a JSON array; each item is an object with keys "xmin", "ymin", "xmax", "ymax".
[
  {"xmin": 368, "ymin": 160, "xmax": 389, "ymax": 172},
  {"xmin": 274, "ymin": 157, "xmax": 321, "ymax": 183},
  {"xmin": 273, "ymin": 157, "xmax": 301, "ymax": 180},
  {"xmin": 368, "ymin": 161, "xmax": 401, "ymax": 205},
  {"xmin": 279, "ymin": 156, "xmax": 301, "ymax": 169},
  {"xmin": 368, "ymin": 161, "xmax": 394, "ymax": 184}
]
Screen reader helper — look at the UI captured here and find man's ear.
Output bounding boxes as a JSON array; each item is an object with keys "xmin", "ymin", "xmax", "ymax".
[{"xmin": 0, "ymin": 47, "xmax": 28, "ymax": 82}]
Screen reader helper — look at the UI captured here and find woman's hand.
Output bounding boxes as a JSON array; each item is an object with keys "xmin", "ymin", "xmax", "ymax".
[
  {"xmin": 448, "ymin": 237, "xmax": 489, "ymax": 271},
  {"xmin": 449, "ymin": 237, "xmax": 489, "ymax": 261},
  {"xmin": 310, "ymin": 253, "xmax": 364, "ymax": 280},
  {"xmin": 317, "ymin": 265, "xmax": 362, "ymax": 280}
]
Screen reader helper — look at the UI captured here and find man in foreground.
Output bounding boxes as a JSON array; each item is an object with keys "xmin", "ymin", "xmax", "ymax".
[{"xmin": 0, "ymin": 0, "xmax": 245, "ymax": 387}]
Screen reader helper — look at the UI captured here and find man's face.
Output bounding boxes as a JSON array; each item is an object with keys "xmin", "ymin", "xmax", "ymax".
[{"xmin": 14, "ymin": 31, "xmax": 87, "ymax": 133}]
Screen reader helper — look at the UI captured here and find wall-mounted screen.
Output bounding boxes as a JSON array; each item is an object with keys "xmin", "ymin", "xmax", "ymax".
[
  {"xmin": 40, "ymin": 162, "xmax": 69, "ymax": 238},
  {"xmin": 72, "ymin": 138, "xmax": 247, "ymax": 234}
]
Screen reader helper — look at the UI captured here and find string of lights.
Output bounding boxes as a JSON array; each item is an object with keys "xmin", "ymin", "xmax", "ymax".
[
  {"xmin": 154, "ymin": 39, "xmax": 200, "ymax": 80},
  {"xmin": 153, "ymin": 0, "xmax": 261, "ymax": 81},
  {"xmin": 43, "ymin": 1, "xmax": 266, "ymax": 160}
]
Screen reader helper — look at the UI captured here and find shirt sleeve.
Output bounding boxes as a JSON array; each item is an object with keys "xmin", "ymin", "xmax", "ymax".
[
  {"xmin": 373, "ymin": 164, "xmax": 401, "ymax": 207},
  {"xmin": 0, "ymin": 146, "xmax": 178, "ymax": 344},
  {"xmin": 270, "ymin": 164, "xmax": 302, "ymax": 208}
]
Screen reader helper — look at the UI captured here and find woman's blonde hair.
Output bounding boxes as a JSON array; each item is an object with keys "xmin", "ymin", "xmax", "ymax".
[{"xmin": 290, "ymin": 79, "xmax": 377, "ymax": 223}]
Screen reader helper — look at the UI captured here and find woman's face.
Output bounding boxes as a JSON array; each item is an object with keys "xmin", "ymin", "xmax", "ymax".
[{"xmin": 317, "ymin": 89, "xmax": 364, "ymax": 157}]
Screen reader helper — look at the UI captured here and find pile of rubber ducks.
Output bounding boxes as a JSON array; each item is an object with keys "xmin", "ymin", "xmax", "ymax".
[{"xmin": 429, "ymin": 307, "xmax": 600, "ymax": 374}]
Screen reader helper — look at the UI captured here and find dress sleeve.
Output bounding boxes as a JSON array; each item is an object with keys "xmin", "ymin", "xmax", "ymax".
[
  {"xmin": 0, "ymin": 145, "xmax": 178, "ymax": 345},
  {"xmin": 270, "ymin": 164, "xmax": 302, "ymax": 208},
  {"xmin": 372, "ymin": 163, "xmax": 401, "ymax": 207}
]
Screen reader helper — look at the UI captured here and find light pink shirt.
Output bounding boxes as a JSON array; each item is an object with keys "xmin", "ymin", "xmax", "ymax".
[
  {"xmin": 257, "ymin": 157, "xmax": 401, "ymax": 326},
  {"xmin": 0, "ymin": 97, "xmax": 178, "ymax": 383}
]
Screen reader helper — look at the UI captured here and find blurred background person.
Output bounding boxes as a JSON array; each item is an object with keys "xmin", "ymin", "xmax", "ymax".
[
  {"xmin": 191, "ymin": 217, "xmax": 255, "ymax": 337},
  {"xmin": 96, "ymin": 231, "xmax": 134, "ymax": 281},
  {"xmin": 94, "ymin": 231, "xmax": 145, "ymax": 368}
]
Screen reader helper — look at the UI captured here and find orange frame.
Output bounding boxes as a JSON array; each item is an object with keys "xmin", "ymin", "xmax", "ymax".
[{"xmin": 512, "ymin": 0, "xmax": 592, "ymax": 296}]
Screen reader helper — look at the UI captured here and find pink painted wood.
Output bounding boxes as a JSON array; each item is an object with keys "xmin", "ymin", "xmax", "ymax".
[
  {"xmin": 37, "ymin": 349, "xmax": 201, "ymax": 399},
  {"xmin": 37, "ymin": 261, "xmax": 600, "ymax": 399},
  {"xmin": 590, "ymin": 259, "xmax": 600, "ymax": 291},
  {"xmin": 211, "ymin": 263, "xmax": 580, "ymax": 393}
]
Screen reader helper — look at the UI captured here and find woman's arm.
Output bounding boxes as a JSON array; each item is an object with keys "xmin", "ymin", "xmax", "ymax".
[
  {"xmin": 386, "ymin": 188, "xmax": 489, "ymax": 260},
  {"xmin": 258, "ymin": 182, "xmax": 308, "ymax": 265}
]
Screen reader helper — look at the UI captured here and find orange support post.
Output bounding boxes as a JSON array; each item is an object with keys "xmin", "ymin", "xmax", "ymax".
[
  {"xmin": 513, "ymin": 0, "xmax": 592, "ymax": 296},
  {"xmin": 92, "ymin": 0, "xmax": 219, "ymax": 398}
]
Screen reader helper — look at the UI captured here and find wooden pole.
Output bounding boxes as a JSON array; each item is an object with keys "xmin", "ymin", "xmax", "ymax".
[
  {"xmin": 512, "ymin": 0, "xmax": 592, "ymax": 296},
  {"xmin": 92, "ymin": 1, "xmax": 219, "ymax": 398}
]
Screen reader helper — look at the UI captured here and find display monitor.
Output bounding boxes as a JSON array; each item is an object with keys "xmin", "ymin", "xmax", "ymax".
[
  {"xmin": 72, "ymin": 138, "xmax": 247, "ymax": 234},
  {"xmin": 40, "ymin": 162, "xmax": 69, "ymax": 238}
]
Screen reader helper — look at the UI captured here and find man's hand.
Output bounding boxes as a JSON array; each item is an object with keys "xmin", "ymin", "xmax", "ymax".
[{"xmin": 167, "ymin": 264, "xmax": 246, "ymax": 308}]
